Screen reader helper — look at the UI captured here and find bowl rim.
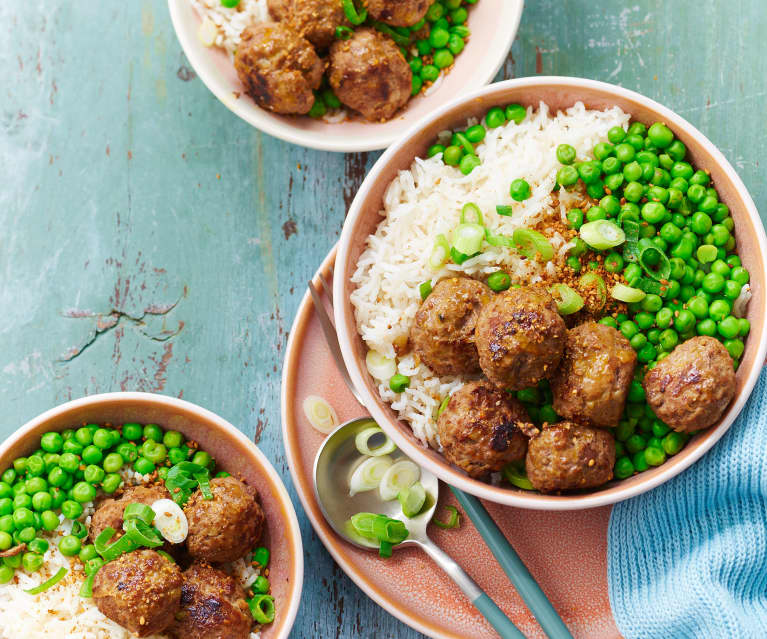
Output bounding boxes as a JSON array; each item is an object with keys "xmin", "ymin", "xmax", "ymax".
[
  {"xmin": 334, "ymin": 75, "xmax": 767, "ymax": 510},
  {"xmin": 166, "ymin": 0, "xmax": 524, "ymax": 152},
  {"xmin": 0, "ymin": 391, "xmax": 305, "ymax": 639}
]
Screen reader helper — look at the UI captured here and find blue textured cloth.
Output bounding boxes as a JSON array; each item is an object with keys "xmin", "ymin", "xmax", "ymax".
[{"xmin": 608, "ymin": 368, "xmax": 767, "ymax": 639}]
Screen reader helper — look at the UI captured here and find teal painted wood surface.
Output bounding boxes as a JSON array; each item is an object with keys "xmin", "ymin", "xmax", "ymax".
[{"xmin": 0, "ymin": 1, "xmax": 764, "ymax": 637}]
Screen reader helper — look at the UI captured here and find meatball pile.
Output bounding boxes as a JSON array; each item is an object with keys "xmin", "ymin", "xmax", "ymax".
[
  {"xmin": 89, "ymin": 475, "xmax": 265, "ymax": 638},
  {"xmin": 407, "ymin": 276, "xmax": 737, "ymax": 493},
  {"xmin": 234, "ymin": 0, "xmax": 421, "ymax": 120}
]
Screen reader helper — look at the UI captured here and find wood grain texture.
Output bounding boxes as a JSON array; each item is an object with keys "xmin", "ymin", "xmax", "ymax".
[{"xmin": 0, "ymin": 1, "xmax": 764, "ymax": 637}]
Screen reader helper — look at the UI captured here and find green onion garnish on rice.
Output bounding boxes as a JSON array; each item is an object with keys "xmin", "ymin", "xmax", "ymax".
[
  {"xmin": 512, "ymin": 228, "xmax": 554, "ymax": 261},
  {"xmin": 549, "ymin": 284, "xmax": 584, "ymax": 315},
  {"xmin": 611, "ymin": 283, "xmax": 646, "ymax": 303},
  {"xmin": 579, "ymin": 220, "xmax": 626, "ymax": 250},
  {"xmin": 24, "ymin": 567, "xmax": 67, "ymax": 595}
]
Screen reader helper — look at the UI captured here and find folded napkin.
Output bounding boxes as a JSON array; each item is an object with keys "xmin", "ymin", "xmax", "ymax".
[{"xmin": 608, "ymin": 368, "xmax": 767, "ymax": 639}]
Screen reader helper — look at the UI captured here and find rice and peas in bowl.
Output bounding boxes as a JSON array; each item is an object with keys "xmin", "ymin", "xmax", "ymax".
[
  {"xmin": 0, "ymin": 421, "xmax": 274, "ymax": 639},
  {"xmin": 351, "ymin": 100, "xmax": 752, "ymax": 494}
]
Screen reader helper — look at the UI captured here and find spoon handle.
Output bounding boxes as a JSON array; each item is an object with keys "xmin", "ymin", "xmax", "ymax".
[
  {"xmin": 417, "ymin": 537, "xmax": 525, "ymax": 639},
  {"xmin": 451, "ymin": 487, "xmax": 574, "ymax": 639}
]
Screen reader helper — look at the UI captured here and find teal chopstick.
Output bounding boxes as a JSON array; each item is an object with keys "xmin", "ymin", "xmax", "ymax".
[{"xmin": 451, "ymin": 487, "xmax": 574, "ymax": 639}]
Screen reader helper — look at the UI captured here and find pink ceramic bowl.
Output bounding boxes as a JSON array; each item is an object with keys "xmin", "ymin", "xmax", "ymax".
[
  {"xmin": 334, "ymin": 76, "xmax": 767, "ymax": 510},
  {"xmin": 167, "ymin": 0, "xmax": 523, "ymax": 152},
  {"xmin": 0, "ymin": 392, "xmax": 304, "ymax": 638}
]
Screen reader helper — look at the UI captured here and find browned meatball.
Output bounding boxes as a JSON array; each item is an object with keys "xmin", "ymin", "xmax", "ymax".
[
  {"xmin": 268, "ymin": 0, "xmax": 349, "ymax": 48},
  {"xmin": 367, "ymin": 0, "xmax": 430, "ymax": 27},
  {"xmin": 93, "ymin": 549, "xmax": 182, "ymax": 637},
  {"xmin": 184, "ymin": 476, "xmax": 265, "ymax": 563},
  {"xmin": 328, "ymin": 28, "xmax": 412, "ymax": 121},
  {"xmin": 437, "ymin": 381, "xmax": 530, "ymax": 478},
  {"xmin": 526, "ymin": 422, "xmax": 615, "ymax": 493},
  {"xmin": 643, "ymin": 336, "xmax": 736, "ymax": 433},
  {"xmin": 410, "ymin": 277, "xmax": 492, "ymax": 376},
  {"xmin": 551, "ymin": 322, "xmax": 637, "ymax": 428},
  {"xmin": 234, "ymin": 22, "xmax": 325, "ymax": 115},
  {"xmin": 475, "ymin": 287, "xmax": 567, "ymax": 390},
  {"xmin": 170, "ymin": 562, "xmax": 253, "ymax": 639},
  {"xmin": 89, "ymin": 484, "xmax": 171, "ymax": 543}
]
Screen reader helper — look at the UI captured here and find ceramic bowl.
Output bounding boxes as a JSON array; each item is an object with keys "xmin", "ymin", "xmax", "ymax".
[
  {"xmin": 0, "ymin": 392, "xmax": 304, "ymax": 638},
  {"xmin": 167, "ymin": 0, "xmax": 523, "ymax": 152},
  {"xmin": 334, "ymin": 76, "xmax": 767, "ymax": 510}
]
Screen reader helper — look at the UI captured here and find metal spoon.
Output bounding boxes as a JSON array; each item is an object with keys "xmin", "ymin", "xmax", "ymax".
[{"xmin": 314, "ymin": 417, "xmax": 525, "ymax": 639}]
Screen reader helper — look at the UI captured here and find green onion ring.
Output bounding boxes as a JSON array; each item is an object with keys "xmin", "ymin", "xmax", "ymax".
[
  {"xmin": 621, "ymin": 219, "xmax": 640, "ymax": 262},
  {"xmin": 24, "ymin": 567, "xmax": 68, "ymax": 594},
  {"xmin": 611, "ymin": 283, "xmax": 646, "ymax": 303},
  {"xmin": 350, "ymin": 512, "xmax": 377, "ymax": 539},
  {"xmin": 419, "ymin": 280, "xmax": 432, "ymax": 300},
  {"xmin": 342, "ymin": 0, "xmax": 367, "ymax": 25},
  {"xmin": 450, "ymin": 246, "xmax": 472, "ymax": 265},
  {"xmin": 123, "ymin": 503, "xmax": 156, "ymax": 524},
  {"xmin": 428, "ymin": 234, "xmax": 450, "ymax": 270},
  {"xmin": 123, "ymin": 519, "xmax": 164, "ymax": 548},
  {"xmin": 437, "ymin": 395, "xmax": 450, "ymax": 418},
  {"xmin": 485, "ymin": 229, "xmax": 514, "ymax": 248},
  {"xmin": 639, "ymin": 246, "xmax": 671, "ymax": 281},
  {"xmin": 194, "ymin": 472, "xmax": 214, "ymax": 500},
  {"xmin": 70, "ymin": 520, "xmax": 88, "ymax": 539},
  {"xmin": 512, "ymin": 228, "xmax": 554, "ymax": 261},
  {"xmin": 495, "ymin": 205, "xmax": 513, "ymax": 217},
  {"xmin": 453, "ymin": 222, "xmax": 485, "ymax": 256},
  {"xmin": 94, "ymin": 527, "xmax": 117, "ymax": 557},
  {"xmin": 455, "ymin": 133, "xmax": 475, "ymax": 156},
  {"xmin": 579, "ymin": 220, "xmax": 626, "ymax": 250},
  {"xmin": 460, "ymin": 202, "xmax": 483, "ymax": 225},
  {"xmin": 503, "ymin": 463, "xmax": 534, "ymax": 490},
  {"xmin": 79, "ymin": 573, "xmax": 96, "ymax": 598},
  {"xmin": 432, "ymin": 505, "xmax": 460, "ymax": 529},
  {"xmin": 378, "ymin": 540, "xmax": 393, "ymax": 558},
  {"xmin": 371, "ymin": 516, "xmax": 409, "ymax": 544},
  {"xmin": 578, "ymin": 272, "xmax": 607, "ymax": 310},
  {"xmin": 373, "ymin": 21, "xmax": 410, "ymax": 46},
  {"xmin": 549, "ymin": 283, "xmax": 585, "ymax": 315},
  {"xmin": 100, "ymin": 533, "xmax": 139, "ymax": 562},
  {"xmin": 248, "ymin": 594, "xmax": 276, "ymax": 624},
  {"xmin": 157, "ymin": 550, "xmax": 176, "ymax": 563},
  {"xmin": 335, "ymin": 25, "xmax": 353, "ymax": 40}
]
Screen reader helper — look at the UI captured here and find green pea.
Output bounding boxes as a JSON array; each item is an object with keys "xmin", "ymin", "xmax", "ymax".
[
  {"xmin": 607, "ymin": 126, "xmax": 626, "ymax": 144},
  {"xmin": 647, "ymin": 122, "xmax": 673, "ymax": 148},
  {"xmin": 40, "ymin": 432, "xmax": 64, "ymax": 454},
  {"xmin": 0, "ymin": 530, "xmax": 12, "ymax": 551},
  {"xmin": 443, "ymin": 145, "xmax": 462, "ymax": 166},
  {"xmin": 485, "ymin": 106, "xmax": 506, "ymax": 129},
  {"xmin": 577, "ymin": 161, "xmax": 601, "ymax": 184},
  {"xmin": 61, "ymin": 439, "xmax": 83, "ymax": 455},
  {"xmin": 167, "ymin": 446, "xmax": 189, "ymax": 465},
  {"xmin": 627, "ymin": 121, "xmax": 647, "ymax": 137},
  {"xmin": 0, "ymin": 564, "xmax": 14, "ymax": 583},
  {"xmin": 626, "ymin": 134, "xmax": 644, "ymax": 151},
  {"xmin": 133, "ymin": 457, "xmax": 155, "ymax": 475},
  {"xmin": 602, "ymin": 156, "xmax": 621, "ymax": 175},
  {"xmin": 13, "ymin": 507, "xmax": 35, "ymax": 529},
  {"xmin": 100, "ymin": 453, "xmax": 122, "ymax": 474},
  {"xmin": 626, "ymin": 434, "xmax": 647, "ymax": 455},
  {"xmin": 253, "ymin": 547, "xmax": 270, "ymax": 567},
  {"xmin": 459, "ymin": 154, "xmax": 480, "ymax": 175},
  {"xmin": 81, "ymin": 445, "xmax": 103, "ymax": 465},
  {"xmin": 59, "ymin": 535, "xmax": 81, "ymax": 557},
  {"xmin": 447, "ymin": 33, "xmax": 465, "ymax": 55},
  {"xmin": 697, "ymin": 318, "xmax": 717, "ymax": 337},
  {"xmin": 433, "ymin": 48, "xmax": 454, "ymax": 69},
  {"xmin": 40, "ymin": 510, "xmax": 59, "ymax": 531},
  {"xmin": 141, "ymin": 440, "xmax": 167, "ymax": 465},
  {"xmin": 464, "ymin": 125, "xmax": 486, "ymax": 144},
  {"xmin": 599, "ymin": 317, "xmax": 618, "ymax": 329},
  {"xmin": 717, "ymin": 316, "xmax": 740, "ymax": 339},
  {"xmin": 644, "ymin": 446, "xmax": 667, "ymax": 467},
  {"xmin": 505, "ymin": 104, "xmax": 526, "ymax": 124},
  {"xmin": 411, "ymin": 75, "xmax": 423, "ymax": 96},
  {"xmin": 90, "ymin": 429, "xmax": 111, "ymax": 450},
  {"xmin": 487, "ymin": 271, "xmax": 511, "ymax": 292},
  {"xmin": 637, "ymin": 343, "xmax": 657, "ymax": 363},
  {"xmin": 674, "ymin": 309, "xmax": 695, "ymax": 333},
  {"xmin": 509, "ymin": 178, "xmax": 531, "ymax": 201},
  {"xmin": 658, "ymin": 329, "xmax": 678, "ymax": 352},
  {"xmin": 31, "ymin": 492, "xmax": 52, "ymax": 512},
  {"xmin": 83, "ymin": 465, "xmax": 105, "ymax": 485},
  {"xmin": 22, "ymin": 551, "xmax": 43, "ymax": 573},
  {"xmin": 71, "ymin": 482, "xmax": 96, "ymax": 503},
  {"xmin": 641, "ymin": 201, "xmax": 666, "ymax": 224},
  {"xmin": 627, "ymin": 381, "xmax": 645, "ymax": 403},
  {"xmin": 614, "ymin": 457, "xmax": 634, "ymax": 479},
  {"xmin": 593, "ymin": 142, "xmax": 614, "ymax": 161},
  {"xmin": 556, "ymin": 143, "xmax": 576, "ymax": 165},
  {"xmin": 557, "ymin": 165, "xmax": 579, "ymax": 187},
  {"xmin": 79, "ymin": 543, "xmax": 99, "ymax": 562},
  {"xmin": 586, "ymin": 206, "xmax": 607, "ymax": 222},
  {"xmin": 14, "ymin": 494, "xmax": 32, "ymax": 511},
  {"xmin": 192, "ymin": 451, "xmax": 213, "ymax": 469},
  {"xmin": 708, "ymin": 299, "xmax": 730, "ymax": 321},
  {"xmin": 428, "ymin": 26, "xmax": 449, "ymax": 48},
  {"xmin": 724, "ymin": 338, "xmax": 745, "ymax": 360},
  {"xmin": 427, "ymin": 144, "xmax": 445, "ymax": 158},
  {"xmin": 0, "ymin": 515, "xmax": 13, "ymax": 534},
  {"xmin": 738, "ymin": 318, "xmax": 751, "ymax": 337},
  {"xmin": 102, "ymin": 473, "xmax": 122, "ymax": 494},
  {"xmin": 121, "ymin": 423, "xmax": 141, "ymax": 441},
  {"xmin": 619, "ymin": 320, "xmax": 639, "ymax": 340}
]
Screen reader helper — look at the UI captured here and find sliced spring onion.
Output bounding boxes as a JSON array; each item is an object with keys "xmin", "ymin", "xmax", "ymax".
[
  {"xmin": 450, "ymin": 246, "xmax": 473, "ymax": 265},
  {"xmin": 549, "ymin": 283, "xmax": 584, "ymax": 315},
  {"xmin": 485, "ymin": 229, "xmax": 514, "ymax": 248},
  {"xmin": 24, "ymin": 567, "xmax": 67, "ymax": 595},
  {"xmin": 733, "ymin": 283, "xmax": 752, "ymax": 318},
  {"xmin": 578, "ymin": 273, "xmax": 607, "ymax": 311},
  {"xmin": 379, "ymin": 541, "xmax": 393, "ymax": 558},
  {"xmin": 342, "ymin": 0, "xmax": 367, "ymax": 24},
  {"xmin": 398, "ymin": 482, "xmax": 426, "ymax": 518},
  {"xmin": 455, "ymin": 133, "xmax": 475, "ymax": 155},
  {"xmin": 365, "ymin": 350, "xmax": 397, "ymax": 381},
  {"xmin": 428, "ymin": 234, "xmax": 450, "ymax": 270},
  {"xmin": 622, "ymin": 219, "xmax": 640, "ymax": 262},
  {"xmin": 157, "ymin": 549, "xmax": 176, "ymax": 563},
  {"xmin": 639, "ymin": 246, "xmax": 671, "ymax": 280},
  {"xmin": 512, "ymin": 228, "xmax": 554, "ymax": 261},
  {"xmin": 611, "ymin": 283, "xmax": 646, "ymax": 303},
  {"xmin": 70, "ymin": 520, "xmax": 88, "ymax": 539},
  {"xmin": 335, "ymin": 25, "xmax": 353, "ymax": 40},
  {"xmin": 379, "ymin": 460, "xmax": 420, "ymax": 501},
  {"xmin": 579, "ymin": 220, "xmax": 626, "ymax": 250},
  {"xmin": 197, "ymin": 17, "xmax": 218, "ymax": 47},
  {"xmin": 85, "ymin": 557, "xmax": 104, "ymax": 577},
  {"xmin": 355, "ymin": 425, "xmax": 397, "ymax": 457},
  {"xmin": 100, "ymin": 533, "xmax": 139, "ymax": 562},
  {"xmin": 123, "ymin": 503, "xmax": 155, "ymax": 524},
  {"xmin": 194, "ymin": 472, "xmax": 213, "ymax": 500},
  {"xmin": 638, "ymin": 277, "xmax": 663, "ymax": 295},
  {"xmin": 165, "ymin": 462, "xmax": 208, "ymax": 506},
  {"xmin": 437, "ymin": 395, "xmax": 450, "ymax": 418},
  {"xmin": 452, "ymin": 223, "xmax": 485, "ymax": 256},
  {"xmin": 302, "ymin": 395, "xmax": 339, "ymax": 434},
  {"xmin": 94, "ymin": 527, "xmax": 117, "ymax": 557},
  {"xmin": 79, "ymin": 573, "xmax": 96, "ymax": 598},
  {"xmin": 371, "ymin": 516, "xmax": 409, "ymax": 544},
  {"xmin": 461, "ymin": 202, "xmax": 483, "ymax": 225},
  {"xmin": 496, "ymin": 205, "xmax": 513, "ymax": 217},
  {"xmin": 697, "ymin": 244, "xmax": 717, "ymax": 263},
  {"xmin": 248, "ymin": 594, "xmax": 276, "ymax": 624},
  {"xmin": 373, "ymin": 21, "xmax": 411, "ymax": 46},
  {"xmin": 419, "ymin": 280, "xmax": 433, "ymax": 300},
  {"xmin": 432, "ymin": 505, "xmax": 461, "ymax": 529},
  {"xmin": 502, "ymin": 463, "xmax": 534, "ymax": 490},
  {"xmin": 349, "ymin": 456, "xmax": 393, "ymax": 496},
  {"xmin": 151, "ymin": 498, "xmax": 189, "ymax": 544},
  {"xmin": 123, "ymin": 519, "xmax": 164, "ymax": 549},
  {"xmin": 349, "ymin": 512, "xmax": 377, "ymax": 538}
]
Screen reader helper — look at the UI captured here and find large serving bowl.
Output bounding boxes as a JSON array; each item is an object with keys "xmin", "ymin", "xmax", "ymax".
[
  {"xmin": 334, "ymin": 76, "xmax": 767, "ymax": 510},
  {"xmin": 0, "ymin": 392, "xmax": 304, "ymax": 639},
  {"xmin": 167, "ymin": 0, "xmax": 523, "ymax": 152}
]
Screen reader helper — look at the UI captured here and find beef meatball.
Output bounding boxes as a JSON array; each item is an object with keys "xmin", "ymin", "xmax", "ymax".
[
  {"xmin": 410, "ymin": 277, "xmax": 492, "ymax": 376},
  {"xmin": 328, "ymin": 28, "xmax": 412, "ymax": 121},
  {"xmin": 551, "ymin": 322, "xmax": 637, "ymax": 427},
  {"xmin": 170, "ymin": 562, "xmax": 252, "ymax": 639},
  {"xmin": 526, "ymin": 422, "xmax": 615, "ymax": 493},
  {"xmin": 234, "ymin": 22, "xmax": 325, "ymax": 115},
  {"xmin": 89, "ymin": 484, "xmax": 171, "ymax": 543},
  {"xmin": 643, "ymin": 336, "xmax": 736, "ymax": 433},
  {"xmin": 475, "ymin": 287, "xmax": 567, "ymax": 390},
  {"xmin": 367, "ymin": 0, "xmax": 430, "ymax": 27},
  {"xmin": 93, "ymin": 549, "xmax": 182, "ymax": 637},
  {"xmin": 268, "ymin": 0, "xmax": 349, "ymax": 49},
  {"xmin": 184, "ymin": 476, "xmax": 265, "ymax": 563},
  {"xmin": 437, "ymin": 381, "xmax": 530, "ymax": 478}
]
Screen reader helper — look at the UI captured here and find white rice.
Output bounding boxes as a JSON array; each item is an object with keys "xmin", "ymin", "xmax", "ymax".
[
  {"xmin": 190, "ymin": 0, "xmax": 270, "ymax": 54},
  {"xmin": 0, "ymin": 479, "xmax": 262, "ymax": 639},
  {"xmin": 350, "ymin": 101, "xmax": 631, "ymax": 447}
]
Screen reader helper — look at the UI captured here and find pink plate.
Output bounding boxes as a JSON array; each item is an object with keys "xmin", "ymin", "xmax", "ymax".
[{"xmin": 281, "ymin": 247, "xmax": 623, "ymax": 639}]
